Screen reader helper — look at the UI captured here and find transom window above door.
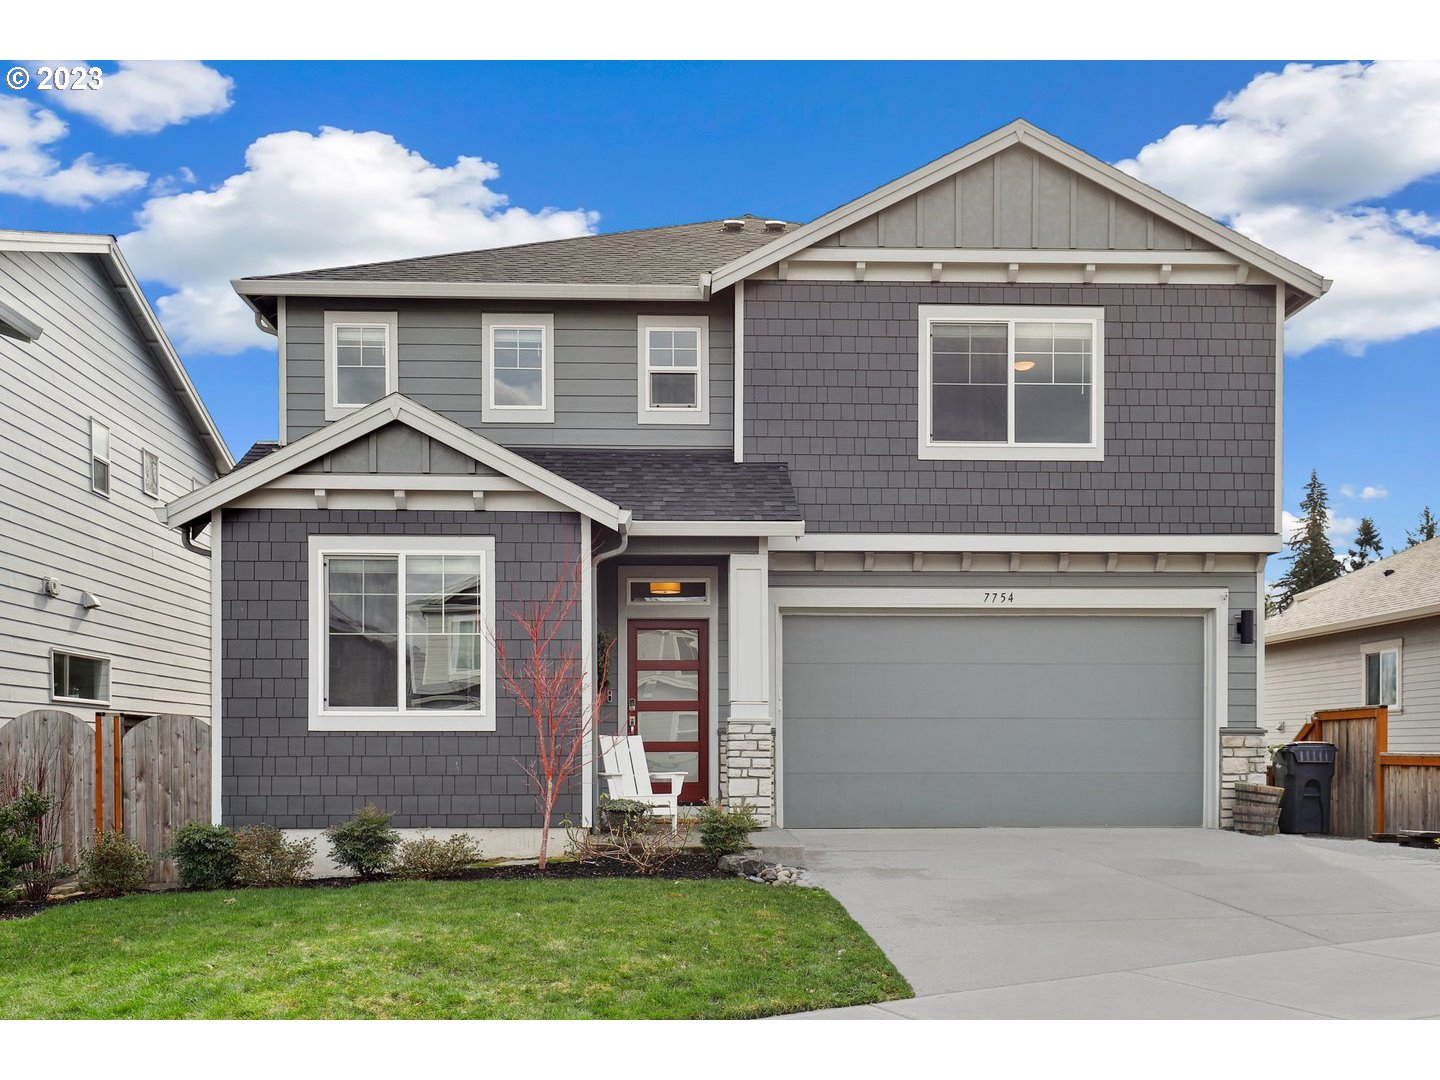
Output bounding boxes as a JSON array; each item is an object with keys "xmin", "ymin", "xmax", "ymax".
[
  {"xmin": 918, "ymin": 305, "xmax": 1104, "ymax": 461},
  {"xmin": 638, "ymin": 316, "xmax": 709, "ymax": 424},
  {"xmin": 483, "ymin": 313, "xmax": 554, "ymax": 423},
  {"xmin": 324, "ymin": 311, "xmax": 397, "ymax": 419}
]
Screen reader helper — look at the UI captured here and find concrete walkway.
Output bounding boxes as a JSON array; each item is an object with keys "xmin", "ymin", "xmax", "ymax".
[{"xmin": 773, "ymin": 828, "xmax": 1440, "ymax": 1019}]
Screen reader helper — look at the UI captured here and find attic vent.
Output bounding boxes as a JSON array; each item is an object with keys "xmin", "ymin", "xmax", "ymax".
[
  {"xmin": 722, "ymin": 219, "xmax": 746, "ymax": 231},
  {"xmin": 1384, "ymin": 568, "xmax": 1396, "ymax": 576},
  {"xmin": 764, "ymin": 219, "xmax": 786, "ymax": 232}
]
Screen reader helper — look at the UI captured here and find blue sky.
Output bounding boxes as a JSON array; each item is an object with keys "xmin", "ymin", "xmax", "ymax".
[{"xmin": 4, "ymin": 59, "xmax": 1439, "ymax": 558}]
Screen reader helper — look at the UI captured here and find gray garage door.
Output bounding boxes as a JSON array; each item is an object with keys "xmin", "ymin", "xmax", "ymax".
[{"xmin": 781, "ymin": 614, "xmax": 1205, "ymax": 828}]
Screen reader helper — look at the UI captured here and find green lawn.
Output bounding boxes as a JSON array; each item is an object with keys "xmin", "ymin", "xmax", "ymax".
[{"xmin": 0, "ymin": 878, "xmax": 909, "ymax": 1019}]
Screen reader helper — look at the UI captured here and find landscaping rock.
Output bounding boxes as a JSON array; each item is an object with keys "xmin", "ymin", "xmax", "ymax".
[
  {"xmin": 722, "ymin": 850, "xmax": 819, "ymax": 888},
  {"xmin": 718, "ymin": 851, "xmax": 770, "ymax": 877}
]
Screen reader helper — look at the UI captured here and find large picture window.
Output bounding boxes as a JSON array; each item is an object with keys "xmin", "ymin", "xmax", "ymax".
[
  {"xmin": 918, "ymin": 305, "xmax": 1104, "ymax": 461},
  {"xmin": 309, "ymin": 536, "xmax": 496, "ymax": 730},
  {"xmin": 483, "ymin": 313, "xmax": 554, "ymax": 423}
]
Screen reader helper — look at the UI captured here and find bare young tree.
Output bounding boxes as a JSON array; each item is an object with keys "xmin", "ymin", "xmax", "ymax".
[{"xmin": 491, "ymin": 555, "xmax": 612, "ymax": 870}]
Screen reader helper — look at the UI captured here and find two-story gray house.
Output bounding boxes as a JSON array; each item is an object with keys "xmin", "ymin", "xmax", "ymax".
[{"xmin": 165, "ymin": 120, "xmax": 1328, "ymax": 853}]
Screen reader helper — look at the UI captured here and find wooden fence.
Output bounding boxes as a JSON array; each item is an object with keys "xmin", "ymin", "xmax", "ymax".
[
  {"xmin": 1295, "ymin": 707, "xmax": 1440, "ymax": 836},
  {"xmin": 0, "ymin": 709, "xmax": 211, "ymax": 883}
]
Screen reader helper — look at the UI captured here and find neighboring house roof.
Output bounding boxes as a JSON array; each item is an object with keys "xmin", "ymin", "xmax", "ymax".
[
  {"xmin": 233, "ymin": 440, "xmax": 281, "ymax": 469},
  {"xmin": 517, "ymin": 448, "xmax": 800, "ymax": 525},
  {"xmin": 1267, "ymin": 537, "xmax": 1440, "ymax": 644},
  {"xmin": 0, "ymin": 229, "xmax": 234, "ymax": 474}
]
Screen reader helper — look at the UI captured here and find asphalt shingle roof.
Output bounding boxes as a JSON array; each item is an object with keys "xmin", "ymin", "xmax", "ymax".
[
  {"xmin": 234, "ymin": 440, "xmax": 281, "ymax": 469},
  {"xmin": 517, "ymin": 448, "xmax": 800, "ymax": 522},
  {"xmin": 245, "ymin": 216, "xmax": 797, "ymax": 287},
  {"xmin": 1267, "ymin": 536, "xmax": 1440, "ymax": 642}
]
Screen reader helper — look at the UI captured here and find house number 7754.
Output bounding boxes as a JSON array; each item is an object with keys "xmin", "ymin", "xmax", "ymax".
[{"xmin": 983, "ymin": 592, "xmax": 1016, "ymax": 604}]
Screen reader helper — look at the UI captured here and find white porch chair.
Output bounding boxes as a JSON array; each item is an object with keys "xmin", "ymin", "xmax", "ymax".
[{"xmin": 597, "ymin": 734, "xmax": 687, "ymax": 831}]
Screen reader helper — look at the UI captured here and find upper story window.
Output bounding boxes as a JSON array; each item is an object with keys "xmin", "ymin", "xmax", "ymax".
[
  {"xmin": 918, "ymin": 305, "xmax": 1104, "ymax": 462},
  {"xmin": 482, "ymin": 313, "xmax": 554, "ymax": 423},
  {"xmin": 141, "ymin": 448, "xmax": 160, "ymax": 498},
  {"xmin": 89, "ymin": 418, "xmax": 111, "ymax": 496},
  {"xmin": 324, "ymin": 311, "xmax": 397, "ymax": 420},
  {"xmin": 1362, "ymin": 639, "xmax": 1402, "ymax": 710},
  {"xmin": 637, "ymin": 315, "xmax": 709, "ymax": 425},
  {"xmin": 52, "ymin": 649, "xmax": 111, "ymax": 706}
]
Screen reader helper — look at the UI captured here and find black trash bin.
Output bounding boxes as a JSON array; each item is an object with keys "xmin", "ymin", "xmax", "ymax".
[{"xmin": 1274, "ymin": 742, "xmax": 1337, "ymax": 835}]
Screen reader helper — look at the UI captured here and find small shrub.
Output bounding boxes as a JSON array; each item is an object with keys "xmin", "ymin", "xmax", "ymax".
[
  {"xmin": 392, "ymin": 834, "xmax": 484, "ymax": 880},
  {"xmin": 78, "ymin": 832, "xmax": 152, "ymax": 897},
  {"xmin": 567, "ymin": 814, "xmax": 693, "ymax": 876},
  {"xmin": 165, "ymin": 822, "xmax": 238, "ymax": 890},
  {"xmin": 1, "ymin": 787, "xmax": 67, "ymax": 905},
  {"xmin": 234, "ymin": 825, "xmax": 314, "ymax": 887},
  {"xmin": 696, "ymin": 802, "xmax": 760, "ymax": 859},
  {"xmin": 325, "ymin": 804, "xmax": 400, "ymax": 878}
]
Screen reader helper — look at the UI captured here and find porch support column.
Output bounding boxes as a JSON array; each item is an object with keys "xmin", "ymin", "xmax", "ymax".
[{"xmin": 724, "ymin": 547, "xmax": 774, "ymax": 824}]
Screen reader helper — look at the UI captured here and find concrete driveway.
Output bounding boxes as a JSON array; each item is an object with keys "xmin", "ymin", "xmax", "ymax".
[{"xmin": 780, "ymin": 828, "xmax": 1440, "ymax": 1019}]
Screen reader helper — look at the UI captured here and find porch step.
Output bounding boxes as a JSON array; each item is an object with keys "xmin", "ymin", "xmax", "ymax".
[{"xmin": 749, "ymin": 827, "xmax": 807, "ymax": 867}]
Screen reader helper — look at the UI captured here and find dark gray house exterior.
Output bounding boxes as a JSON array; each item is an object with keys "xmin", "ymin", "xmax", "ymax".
[{"xmin": 167, "ymin": 120, "xmax": 1328, "ymax": 852}]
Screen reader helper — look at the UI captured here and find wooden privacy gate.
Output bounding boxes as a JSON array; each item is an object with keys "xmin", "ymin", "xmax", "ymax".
[
  {"xmin": 1, "ymin": 709, "xmax": 210, "ymax": 882},
  {"xmin": 1296, "ymin": 707, "xmax": 1440, "ymax": 836}
]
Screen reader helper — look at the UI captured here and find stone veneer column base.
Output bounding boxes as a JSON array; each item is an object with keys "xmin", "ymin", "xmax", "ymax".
[
  {"xmin": 1220, "ymin": 729, "xmax": 1271, "ymax": 829},
  {"xmin": 719, "ymin": 720, "xmax": 775, "ymax": 826}
]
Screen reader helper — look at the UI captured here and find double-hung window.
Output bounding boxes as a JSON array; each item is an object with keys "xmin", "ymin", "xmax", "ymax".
[
  {"xmin": 1362, "ymin": 640, "xmax": 1402, "ymax": 710},
  {"xmin": 482, "ymin": 313, "xmax": 554, "ymax": 423},
  {"xmin": 919, "ymin": 305, "xmax": 1104, "ymax": 461},
  {"xmin": 637, "ymin": 316, "xmax": 708, "ymax": 424},
  {"xmin": 89, "ymin": 419, "xmax": 110, "ymax": 496},
  {"xmin": 324, "ymin": 311, "xmax": 397, "ymax": 419},
  {"xmin": 309, "ymin": 536, "xmax": 496, "ymax": 731}
]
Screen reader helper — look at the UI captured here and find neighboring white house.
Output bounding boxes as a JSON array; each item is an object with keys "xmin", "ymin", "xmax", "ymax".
[
  {"xmin": 1264, "ymin": 537, "xmax": 1440, "ymax": 752},
  {"xmin": 0, "ymin": 230, "xmax": 233, "ymax": 725}
]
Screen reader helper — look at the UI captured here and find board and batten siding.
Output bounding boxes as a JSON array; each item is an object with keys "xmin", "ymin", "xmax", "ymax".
[
  {"xmin": 1264, "ymin": 617, "xmax": 1440, "ymax": 753},
  {"xmin": 282, "ymin": 296, "xmax": 734, "ymax": 449},
  {"xmin": 0, "ymin": 249, "xmax": 218, "ymax": 724}
]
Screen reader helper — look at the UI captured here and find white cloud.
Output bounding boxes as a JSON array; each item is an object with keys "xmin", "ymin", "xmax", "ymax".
[
  {"xmin": 1118, "ymin": 61, "xmax": 1440, "ymax": 355},
  {"xmin": 121, "ymin": 127, "xmax": 598, "ymax": 354},
  {"xmin": 1339, "ymin": 484, "xmax": 1388, "ymax": 501},
  {"xmin": 37, "ymin": 61, "xmax": 233, "ymax": 135},
  {"xmin": 0, "ymin": 95, "xmax": 146, "ymax": 206},
  {"xmin": 1282, "ymin": 509, "xmax": 1359, "ymax": 545}
]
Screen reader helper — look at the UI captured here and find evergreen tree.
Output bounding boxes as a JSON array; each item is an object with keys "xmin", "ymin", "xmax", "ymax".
[
  {"xmin": 1404, "ymin": 506, "xmax": 1439, "ymax": 550},
  {"xmin": 1275, "ymin": 470, "xmax": 1341, "ymax": 613},
  {"xmin": 1346, "ymin": 517, "xmax": 1384, "ymax": 571}
]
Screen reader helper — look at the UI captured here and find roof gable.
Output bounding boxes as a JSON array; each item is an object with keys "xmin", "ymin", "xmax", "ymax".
[
  {"xmin": 710, "ymin": 120, "xmax": 1329, "ymax": 306},
  {"xmin": 164, "ymin": 395, "xmax": 629, "ymax": 530}
]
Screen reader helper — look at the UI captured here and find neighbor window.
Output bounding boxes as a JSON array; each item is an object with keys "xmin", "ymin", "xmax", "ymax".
[
  {"xmin": 918, "ymin": 305, "xmax": 1104, "ymax": 461},
  {"xmin": 309, "ymin": 536, "xmax": 496, "ymax": 730},
  {"xmin": 637, "ymin": 316, "xmax": 709, "ymax": 424},
  {"xmin": 52, "ymin": 650, "xmax": 110, "ymax": 705},
  {"xmin": 141, "ymin": 448, "xmax": 160, "ymax": 498},
  {"xmin": 89, "ymin": 419, "xmax": 110, "ymax": 496},
  {"xmin": 482, "ymin": 314, "xmax": 554, "ymax": 423},
  {"xmin": 1362, "ymin": 640, "xmax": 1402, "ymax": 710},
  {"xmin": 324, "ymin": 311, "xmax": 397, "ymax": 419}
]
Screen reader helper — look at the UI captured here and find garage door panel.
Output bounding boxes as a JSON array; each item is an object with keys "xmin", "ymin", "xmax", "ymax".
[
  {"xmin": 780, "ymin": 613, "xmax": 1206, "ymax": 828},
  {"xmin": 783, "ymin": 770, "xmax": 1203, "ymax": 828},
  {"xmin": 782, "ymin": 614, "xmax": 1202, "ymax": 667},
  {"xmin": 785, "ymin": 661, "xmax": 1203, "ymax": 722},
  {"xmin": 785, "ymin": 716, "xmax": 1203, "ymax": 776}
]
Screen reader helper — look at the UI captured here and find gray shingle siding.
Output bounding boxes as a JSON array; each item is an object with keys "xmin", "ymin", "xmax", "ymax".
[
  {"xmin": 744, "ymin": 281, "xmax": 1277, "ymax": 534},
  {"xmin": 220, "ymin": 507, "xmax": 581, "ymax": 830}
]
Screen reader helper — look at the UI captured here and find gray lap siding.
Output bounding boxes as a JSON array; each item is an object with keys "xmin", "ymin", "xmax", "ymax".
[
  {"xmin": 220, "ymin": 508, "xmax": 582, "ymax": 830},
  {"xmin": 744, "ymin": 281, "xmax": 1277, "ymax": 534}
]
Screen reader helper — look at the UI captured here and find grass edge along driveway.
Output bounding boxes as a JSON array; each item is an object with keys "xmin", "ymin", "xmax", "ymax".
[{"xmin": 0, "ymin": 877, "xmax": 910, "ymax": 1019}]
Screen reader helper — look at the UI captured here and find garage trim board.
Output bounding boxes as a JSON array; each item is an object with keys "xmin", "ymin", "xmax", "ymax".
[{"xmin": 769, "ymin": 586, "xmax": 1230, "ymax": 829}]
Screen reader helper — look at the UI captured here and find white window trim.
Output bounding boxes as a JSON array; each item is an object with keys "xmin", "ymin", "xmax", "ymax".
[
  {"xmin": 482, "ymin": 313, "xmax": 554, "ymax": 424},
  {"xmin": 1361, "ymin": 638, "xmax": 1403, "ymax": 713},
  {"xmin": 89, "ymin": 418, "xmax": 110, "ymax": 497},
  {"xmin": 50, "ymin": 647, "xmax": 112, "ymax": 707},
  {"xmin": 637, "ymin": 315, "xmax": 710, "ymax": 425},
  {"xmin": 324, "ymin": 310, "xmax": 398, "ymax": 421},
  {"xmin": 140, "ymin": 446, "xmax": 160, "ymax": 499},
  {"xmin": 307, "ymin": 534, "xmax": 497, "ymax": 731},
  {"xmin": 917, "ymin": 304, "xmax": 1105, "ymax": 462}
]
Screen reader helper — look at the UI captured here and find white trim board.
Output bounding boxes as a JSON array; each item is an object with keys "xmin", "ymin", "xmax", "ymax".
[
  {"xmin": 210, "ymin": 508, "xmax": 223, "ymax": 823},
  {"xmin": 628, "ymin": 519, "xmax": 805, "ymax": 538},
  {"xmin": 235, "ymin": 279, "xmax": 707, "ymax": 302},
  {"xmin": 770, "ymin": 533, "xmax": 1284, "ymax": 554},
  {"xmin": 768, "ymin": 584, "xmax": 1229, "ymax": 830}
]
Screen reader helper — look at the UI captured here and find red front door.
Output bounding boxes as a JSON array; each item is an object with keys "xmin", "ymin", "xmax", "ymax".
[{"xmin": 627, "ymin": 620, "xmax": 708, "ymax": 804}]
